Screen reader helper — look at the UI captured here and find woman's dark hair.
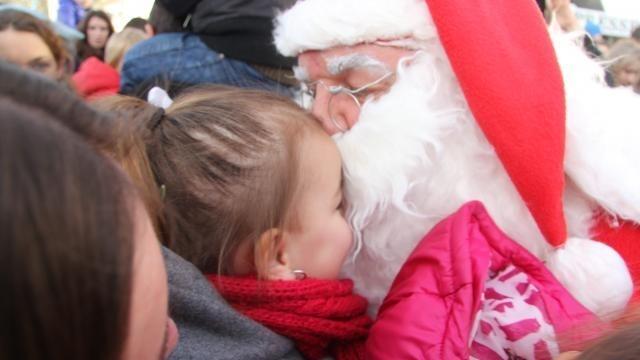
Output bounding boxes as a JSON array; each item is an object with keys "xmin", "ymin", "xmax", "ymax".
[
  {"xmin": 0, "ymin": 10, "xmax": 72, "ymax": 75},
  {"xmin": 0, "ymin": 62, "xmax": 137, "ymax": 359},
  {"xmin": 148, "ymin": 1, "xmax": 184, "ymax": 34},
  {"xmin": 76, "ymin": 10, "xmax": 114, "ymax": 62},
  {"xmin": 125, "ymin": 17, "xmax": 149, "ymax": 32}
]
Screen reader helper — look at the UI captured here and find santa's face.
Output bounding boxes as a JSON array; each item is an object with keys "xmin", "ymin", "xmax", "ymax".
[
  {"xmin": 298, "ymin": 44, "xmax": 414, "ymax": 135},
  {"xmin": 298, "ymin": 42, "xmax": 467, "ymax": 258}
]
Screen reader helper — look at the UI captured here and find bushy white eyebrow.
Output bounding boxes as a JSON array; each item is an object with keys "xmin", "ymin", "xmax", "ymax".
[{"xmin": 326, "ymin": 54, "xmax": 388, "ymax": 76}]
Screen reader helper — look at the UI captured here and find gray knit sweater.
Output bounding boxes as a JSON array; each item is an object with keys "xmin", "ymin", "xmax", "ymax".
[{"xmin": 163, "ymin": 248, "xmax": 303, "ymax": 360}]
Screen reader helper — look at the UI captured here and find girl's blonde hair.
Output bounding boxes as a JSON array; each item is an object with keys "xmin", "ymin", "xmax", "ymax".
[
  {"xmin": 104, "ymin": 28, "xmax": 146, "ymax": 71},
  {"xmin": 97, "ymin": 86, "xmax": 322, "ymax": 276}
]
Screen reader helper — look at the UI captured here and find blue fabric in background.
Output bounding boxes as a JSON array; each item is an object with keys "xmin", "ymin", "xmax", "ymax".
[
  {"xmin": 57, "ymin": 0, "xmax": 85, "ymax": 29},
  {"xmin": 120, "ymin": 33, "xmax": 295, "ymax": 97}
]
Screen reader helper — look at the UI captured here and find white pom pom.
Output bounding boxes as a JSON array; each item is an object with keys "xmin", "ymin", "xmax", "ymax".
[{"xmin": 546, "ymin": 237, "xmax": 632, "ymax": 318}]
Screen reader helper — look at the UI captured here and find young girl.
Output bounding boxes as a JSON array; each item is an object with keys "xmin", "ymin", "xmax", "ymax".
[{"xmin": 98, "ymin": 86, "xmax": 371, "ymax": 360}]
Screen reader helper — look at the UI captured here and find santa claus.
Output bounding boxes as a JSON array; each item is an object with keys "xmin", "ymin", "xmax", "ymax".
[{"xmin": 274, "ymin": 0, "xmax": 640, "ymax": 319}]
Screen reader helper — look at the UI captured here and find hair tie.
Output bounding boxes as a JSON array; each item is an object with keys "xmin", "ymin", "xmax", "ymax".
[
  {"xmin": 149, "ymin": 107, "xmax": 165, "ymax": 131},
  {"xmin": 148, "ymin": 86, "xmax": 173, "ymax": 109}
]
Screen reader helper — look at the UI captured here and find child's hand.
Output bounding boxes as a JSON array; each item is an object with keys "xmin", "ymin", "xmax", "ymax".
[
  {"xmin": 548, "ymin": 0, "xmax": 580, "ymax": 31},
  {"xmin": 548, "ymin": 0, "xmax": 571, "ymax": 11},
  {"xmin": 555, "ymin": 351, "xmax": 580, "ymax": 360}
]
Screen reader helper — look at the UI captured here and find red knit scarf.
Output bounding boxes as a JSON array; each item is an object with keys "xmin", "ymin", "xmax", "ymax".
[{"xmin": 207, "ymin": 275, "xmax": 371, "ymax": 360}]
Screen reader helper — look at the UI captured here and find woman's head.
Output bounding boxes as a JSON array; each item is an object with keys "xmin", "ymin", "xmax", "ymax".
[
  {"xmin": 125, "ymin": 17, "xmax": 153, "ymax": 38},
  {"xmin": 105, "ymin": 28, "xmax": 146, "ymax": 71},
  {"xmin": 148, "ymin": 2, "xmax": 184, "ymax": 35},
  {"xmin": 0, "ymin": 10, "xmax": 70, "ymax": 80},
  {"xmin": 98, "ymin": 87, "xmax": 352, "ymax": 280},
  {"xmin": 606, "ymin": 39, "xmax": 640, "ymax": 88},
  {"xmin": 77, "ymin": 10, "xmax": 114, "ymax": 61},
  {"xmin": 80, "ymin": 10, "xmax": 113, "ymax": 50},
  {"xmin": 0, "ymin": 64, "xmax": 177, "ymax": 359}
]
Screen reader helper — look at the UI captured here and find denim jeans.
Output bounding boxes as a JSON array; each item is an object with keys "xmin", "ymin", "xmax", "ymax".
[{"xmin": 120, "ymin": 33, "xmax": 294, "ymax": 97}]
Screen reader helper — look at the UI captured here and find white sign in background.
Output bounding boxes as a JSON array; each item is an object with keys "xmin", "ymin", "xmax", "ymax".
[
  {"xmin": 45, "ymin": 0, "xmax": 154, "ymax": 31},
  {"xmin": 601, "ymin": 0, "xmax": 640, "ymax": 19},
  {"xmin": 575, "ymin": 7, "xmax": 640, "ymax": 37}
]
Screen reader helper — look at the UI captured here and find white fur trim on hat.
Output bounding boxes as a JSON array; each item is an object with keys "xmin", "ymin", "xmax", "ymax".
[{"xmin": 274, "ymin": 0, "xmax": 438, "ymax": 56}]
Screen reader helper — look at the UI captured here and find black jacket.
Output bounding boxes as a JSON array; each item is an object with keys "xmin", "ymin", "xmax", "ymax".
[{"xmin": 158, "ymin": 0, "xmax": 296, "ymax": 68}]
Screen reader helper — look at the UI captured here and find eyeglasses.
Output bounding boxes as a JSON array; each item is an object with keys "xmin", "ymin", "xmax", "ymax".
[{"xmin": 302, "ymin": 71, "xmax": 396, "ymax": 133}]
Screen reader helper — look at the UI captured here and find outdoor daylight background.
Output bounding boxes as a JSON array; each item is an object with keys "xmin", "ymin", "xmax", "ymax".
[
  {"xmin": 6, "ymin": 0, "xmax": 153, "ymax": 30},
  {"xmin": 4, "ymin": 0, "xmax": 640, "ymax": 38}
]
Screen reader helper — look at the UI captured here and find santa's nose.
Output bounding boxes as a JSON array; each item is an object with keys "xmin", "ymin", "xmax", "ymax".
[
  {"xmin": 311, "ymin": 87, "xmax": 360, "ymax": 135},
  {"xmin": 311, "ymin": 86, "xmax": 340, "ymax": 135}
]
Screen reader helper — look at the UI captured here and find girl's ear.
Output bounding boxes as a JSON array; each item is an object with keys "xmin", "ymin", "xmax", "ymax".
[{"xmin": 256, "ymin": 228, "xmax": 296, "ymax": 280}]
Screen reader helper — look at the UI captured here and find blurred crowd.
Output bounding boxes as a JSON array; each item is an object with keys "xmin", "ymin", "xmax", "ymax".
[
  {"xmin": 0, "ymin": 0, "xmax": 296, "ymax": 101},
  {"xmin": 1, "ymin": 0, "xmax": 640, "ymax": 100},
  {"xmin": 544, "ymin": 0, "xmax": 640, "ymax": 91}
]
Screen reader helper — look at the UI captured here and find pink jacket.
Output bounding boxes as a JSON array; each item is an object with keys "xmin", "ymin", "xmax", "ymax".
[{"xmin": 366, "ymin": 201, "xmax": 597, "ymax": 359}]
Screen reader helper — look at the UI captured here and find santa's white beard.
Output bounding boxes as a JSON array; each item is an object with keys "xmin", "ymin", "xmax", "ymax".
[{"xmin": 334, "ymin": 41, "xmax": 594, "ymax": 316}]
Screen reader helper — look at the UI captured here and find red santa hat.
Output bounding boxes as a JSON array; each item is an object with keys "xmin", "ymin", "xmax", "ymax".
[{"xmin": 275, "ymin": 0, "xmax": 633, "ymax": 317}]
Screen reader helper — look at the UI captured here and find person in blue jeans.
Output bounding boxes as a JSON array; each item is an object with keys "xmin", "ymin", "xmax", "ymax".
[
  {"xmin": 120, "ymin": 1, "xmax": 296, "ymax": 98},
  {"xmin": 120, "ymin": 33, "xmax": 295, "ymax": 97},
  {"xmin": 57, "ymin": 0, "xmax": 88, "ymax": 29}
]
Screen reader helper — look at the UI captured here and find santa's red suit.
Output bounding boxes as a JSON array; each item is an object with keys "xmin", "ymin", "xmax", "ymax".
[{"xmin": 274, "ymin": 0, "xmax": 640, "ymax": 320}]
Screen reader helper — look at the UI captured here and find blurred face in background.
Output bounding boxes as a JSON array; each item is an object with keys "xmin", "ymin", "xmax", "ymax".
[
  {"xmin": 614, "ymin": 62, "xmax": 640, "ymax": 87},
  {"xmin": 87, "ymin": 15, "xmax": 110, "ymax": 49},
  {"xmin": 0, "ymin": 27, "xmax": 61, "ymax": 79}
]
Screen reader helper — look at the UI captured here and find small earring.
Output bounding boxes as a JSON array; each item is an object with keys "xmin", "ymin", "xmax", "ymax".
[
  {"xmin": 292, "ymin": 269, "xmax": 307, "ymax": 280},
  {"xmin": 159, "ymin": 184, "xmax": 167, "ymax": 200}
]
